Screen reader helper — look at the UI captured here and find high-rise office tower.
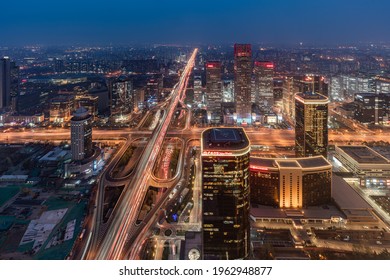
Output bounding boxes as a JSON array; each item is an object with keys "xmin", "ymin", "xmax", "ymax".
[
  {"xmin": 109, "ymin": 78, "xmax": 134, "ymax": 122},
  {"xmin": 193, "ymin": 75, "xmax": 203, "ymax": 105},
  {"xmin": 54, "ymin": 58, "xmax": 65, "ymax": 73},
  {"xmin": 10, "ymin": 60, "xmax": 19, "ymax": 112},
  {"xmin": 71, "ymin": 107, "xmax": 93, "ymax": 161},
  {"xmin": 234, "ymin": 44, "xmax": 252, "ymax": 123},
  {"xmin": 294, "ymin": 75, "xmax": 328, "ymax": 97},
  {"xmin": 0, "ymin": 57, "xmax": 11, "ymax": 110},
  {"xmin": 283, "ymin": 76, "xmax": 295, "ymax": 119},
  {"xmin": 205, "ymin": 61, "xmax": 222, "ymax": 122},
  {"xmin": 254, "ymin": 61, "xmax": 274, "ymax": 108},
  {"xmin": 146, "ymin": 78, "xmax": 162, "ymax": 102},
  {"xmin": 202, "ymin": 128, "xmax": 250, "ymax": 260},
  {"xmin": 354, "ymin": 93, "xmax": 384, "ymax": 125},
  {"xmin": 295, "ymin": 92, "xmax": 329, "ymax": 158}
]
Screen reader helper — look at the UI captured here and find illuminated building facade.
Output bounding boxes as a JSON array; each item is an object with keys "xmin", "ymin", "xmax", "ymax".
[
  {"xmin": 282, "ymin": 76, "xmax": 295, "ymax": 119},
  {"xmin": 202, "ymin": 128, "xmax": 250, "ymax": 260},
  {"xmin": 49, "ymin": 95, "xmax": 74, "ymax": 123},
  {"xmin": 146, "ymin": 78, "xmax": 162, "ymax": 102},
  {"xmin": 294, "ymin": 75, "xmax": 328, "ymax": 97},
  {"xmin": 354, "ymin": 93, "xmax": 384, "ymax": 125},
  {"xmin": 334, "ymin": 145, "xmax": 390, "ymax": 188},
  {"xmin": 295, "ymin": 92, "xmax": 329, "ymax": 158},
  {"xmin": 193, "ymin": 75, "xmax": 203, "ymax": 105},
  {"xmin": 250, "ymin": 156, "xmax": 332, "ymax": 208},
  {"xmin": 110, "ymin": 78, "xmax": 134, "ymax": 122},
  {"xmin": 205, "ymin": 61, "xmax": 222, "ymax": 123},
  {"xmin": 234, "ymin": 44, "xmax": 252, "ymax": 123},
  {"xmin": 254, "ymin": 61, "xmax": 274, "ymax": 108},
  {"xmin": 71, "ymin": 107, "xmax": 93, "ymax": 161},
  {"xmin": 75, "ymin": 95, "xmax": 98, "ymax": 119}
]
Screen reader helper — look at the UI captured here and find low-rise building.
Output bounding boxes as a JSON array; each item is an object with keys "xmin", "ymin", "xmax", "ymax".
[
  {"xmin": 334, "ymin": 145, "xmax": 390, "ymax": 188},
  {"xmin": 250, "ymin": 156, "xmax": 332, "ymax": 208}
]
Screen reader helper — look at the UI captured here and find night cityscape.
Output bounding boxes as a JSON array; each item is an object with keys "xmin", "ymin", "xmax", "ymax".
[{"xmin": 2, "ymin": 0, "xmax": 390, "ymax": 262}]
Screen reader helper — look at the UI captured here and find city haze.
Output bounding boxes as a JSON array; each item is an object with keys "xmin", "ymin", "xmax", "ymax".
[{"xmin": 1, "ymin": 0, "xmax": 390, "ymax": 46}]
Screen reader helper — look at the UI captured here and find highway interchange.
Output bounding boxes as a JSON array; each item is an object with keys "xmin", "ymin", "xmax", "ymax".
[{"xmin": 2, "ymin": 49, "xmax": 390, "ymax": 259}]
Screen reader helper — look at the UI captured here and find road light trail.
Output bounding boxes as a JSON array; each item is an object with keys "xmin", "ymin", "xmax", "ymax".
[{"xmin": 91, "ymin": 49, "xmax": 198, "ymax": 260}]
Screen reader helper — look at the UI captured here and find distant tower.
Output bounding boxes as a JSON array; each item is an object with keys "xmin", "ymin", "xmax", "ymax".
[
  {"xmin": 54, "ymin": 58, "xmax": 65, "ymax": 73},
  {"xmin": 234, "ymin": 44, "xmax": 252, "ymax": 123},
  {"xmin": 295, "ymin": 92, "xmax": 329, "ymax": 158},
  {"xmin": 254, "ymin": 61, "xmax": 274, "ymax": 108},
  {"xmin": 205, "ymin": 61, "xmax": 222, "ymax": 123},
  {"xmin": 1, "ymin": 57, "xmax": 19, "ymax": 112},
  {"xmin": 0, "ymin": 57, "xmax": 11, "ymax": 110},
  {"xmin": 71, "ymin": 107, "xmax": 93, "ymax": 161},
  {"xmin": 202, "ymin": 127, "xmax": 251, "ymax": 260},
  {"xmin": 294, "ymin": 75, "xmax": 328, "ymax": 97}
]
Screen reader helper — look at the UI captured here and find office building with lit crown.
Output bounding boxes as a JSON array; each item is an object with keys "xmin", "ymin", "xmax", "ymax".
[
  {"xmin": 205, "ymin": 61, "xmax": 223, "ymax": 123},
  {"xmin": 250, "ymin": 156, "xmax": 332, "ymax": 208},
  {"xmin": 254, "ymin": 61, "xmax": 274, "ymax": 108},
  {"xmin": 71, "ymin": 107, "xmax": 93, "ymax": 161},
  {"xmin": 201, "ymin": 127, "xmax": 250, "ymax": 260},
  {"xmin": 295, "ymin": 92, "xmax": 329, "ymax": 158},
  {"xmin": 234, "ymin": 44, "xmax": 252, "ymax": 123}
]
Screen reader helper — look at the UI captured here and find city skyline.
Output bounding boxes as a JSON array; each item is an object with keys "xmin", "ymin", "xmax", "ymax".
[
  {"xmin": 1, "ymin": 0, "xmax": 390, "ymax": 46},
  {"xmin": 2, "ymin": 0, "xmax": 390, "ymax": 262}
]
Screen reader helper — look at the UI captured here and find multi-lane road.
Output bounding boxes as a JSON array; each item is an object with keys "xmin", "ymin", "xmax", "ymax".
[
  {"xmin": 2, "ymin": 127, "xmax": 390, "ymax": 147},
  {"xmin": 84, "ymin": 48, "xmax": 198, "ymax": 260}
]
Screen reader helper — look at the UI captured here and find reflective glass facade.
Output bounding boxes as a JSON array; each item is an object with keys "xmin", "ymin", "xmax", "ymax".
[{"xmin": 202, "ymin": 128, "xmax": 250, "ymax": 259}]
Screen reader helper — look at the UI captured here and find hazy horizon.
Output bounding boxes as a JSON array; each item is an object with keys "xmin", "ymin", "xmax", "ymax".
[{"xmin": 1, "ymin": 0, "xmax": 390, "ymax": 46}]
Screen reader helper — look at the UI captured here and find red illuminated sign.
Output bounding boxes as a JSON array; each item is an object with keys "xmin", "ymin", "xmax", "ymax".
[
  {"xmin": 250, "ymin": 165, "xmax": 269, "ymax": 171},
  {"xmin": 255, "ymin": 61, "xmax": 274, "ymax": 68},
  {"xmin": 206, "ymin": 62, "xmax": 220, "ymax": 68}
]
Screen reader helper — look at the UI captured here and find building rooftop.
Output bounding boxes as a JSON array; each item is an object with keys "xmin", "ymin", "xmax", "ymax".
[
  {"xmin": 250, "ymin": 204, "xmax": 346, "ymax": 220},
  {"xmin": 337, "ymin": 145, "xmax": 389, "ymax": 164},
  {"xmin": 202, "ymin": 128, "xmax": 250, "ymax": 152},
  {"xmin": 332, "ymin": 175, "xmax": 373, "ymax": 210},
  {"xmin": 297, "ymin": 157, "xmax": 332, "ymax": 168},
  {"xmin": 71, "ymin": 106, "xmax": 91, "ymax": 121},
  {"xmin": 277, "ymin": 160, "xmax": 300, "ymax": 168},
  {"xmin": 39, "ymin": 147, "xmax": 70, "ymax": 162},
  {"xmin": 250, "ymin": 156, "xmax": 331, "ymax": 170},
  {"xmin": 295, "ymin": 92, "xmax": 329, "ymax": 104}
]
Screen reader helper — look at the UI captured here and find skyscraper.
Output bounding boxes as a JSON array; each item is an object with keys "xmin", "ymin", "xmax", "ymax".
[
  {"xmin": 294, "ymin": 75, "xmax": 328, "ymax": 97},
  {"xmin": 193, "ymin": 75, "xmax": 203, "ymax": 105},
  {"xmin": 205, "ymin": 61, "xmax": 222, "ymax": 123},
  {"xmin": 109, "ymin": 77, "xmax": 134, "ymax": 122},
  {"xmin": 295, "ymin": 92, "xmax": 329, "ymax": 158},
  {"xmin": 254, "ymin": 61, "xmax": 274, "ymax": 108},
  {"xmin": 71, "ymin": 107, "xmax": 93, "ymax": 161},
  {"xmin": 354, "ymin": 93, "xmax": 384, "ymax": 125},
  {"xmin": 234, "ymin": 44, "xmax": 252, "ymax": 123},
  {"xmin": 54, "ymin": 58, "xmax": 65, "ymax": 73},
  {"xmin": 0, "ymin": 57, "xmax": 11, "ymax": 110},
  {"xmin": 202, "ymin": 127, "xmax": 250, "ymax": 260}
]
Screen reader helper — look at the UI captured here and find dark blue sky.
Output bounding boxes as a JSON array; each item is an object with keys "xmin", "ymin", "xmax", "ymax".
[{"xmin": 1, "ymin": 0, "xmax": 389, "ymax": 45}]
